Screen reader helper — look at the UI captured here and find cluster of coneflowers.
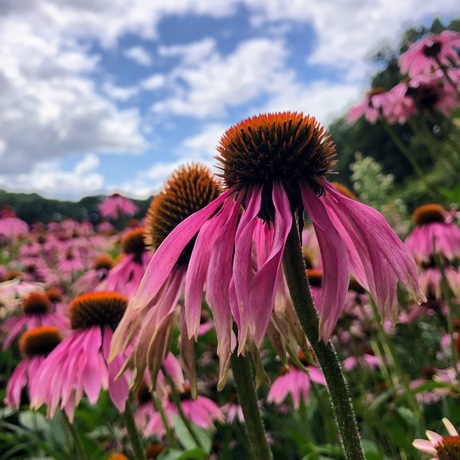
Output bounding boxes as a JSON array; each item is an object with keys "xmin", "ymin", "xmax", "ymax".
[{"xmin": 0, "ymin": 30, "xmax": 460, "ymax": 460}]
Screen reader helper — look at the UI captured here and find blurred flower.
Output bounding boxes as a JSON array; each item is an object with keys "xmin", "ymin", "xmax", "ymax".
[
  {"xmin": 412, "ymin": 417, "xmax": 460, "ymax": 459},
  {"xmin": 5, "ymin": 326, "xmax": 62, "ymax": 409},
  {"xmin": 31, "ymin": 292, "xmax": 130, "ymax": 421},
  {"xmin": 267, "ymin": 361, "xmax": 326, "ymax": 409},
  {"xmin": 405, "ymin": 204, "xmax": 460, "ymax": 263},
  {"xmin": 1, "ymin": 291, "xmax": 68, "ymax": 349},
  {"xmin": 400, "ymin": 30, "xmax": 460, "ymax": 77},
  {"xmin": 348, "ymin": 88, "xmax": 389, "ymax": 123},
  {"xmin": 98, "ymin": 193, "xmax": 138, "ymax": 220}
]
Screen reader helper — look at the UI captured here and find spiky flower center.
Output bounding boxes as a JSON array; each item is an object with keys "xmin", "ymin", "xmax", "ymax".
[
  {"xmin": 135, "ymin": 379, "xmax": 152, "ymax": 405},
  {"xmin": 19, "ymin": 326, "xmax": 61, "ymax": 358},
  {"xmin": 435, "ymin": 436, "xmax": 460, "ymax": 460},
  {"xmin": 23, "ymin": 291, "xmax": 51, "ymax": 315},
  {"xmin": 145, "ymin": 164, "xmax": 221, "ymax": 265},
  {"xmin": 413, "ymin": 204, "xmax": 445, "ymax": 226},
  {"xmin": 69, "ymin": 292, "xmax": 127, "ymax": 330},
  {"xmin": 145, "ymin": 444, "xmax": 165, "ymax": 459},
  {"xmin": 45, "ymin": 288, "xmax": 62, "ymax": 303},
  {"xmin": 306, "ymin": 269, "xmax": 323, "ymax": 287},
  {"xmin": 121, "ymin": 228, "xmax": 146, "ymax": 256},
  {"xmin": 93, "ymin": 254, "xmax": 114, "ymax": 271},
  {"xmin": 217, "ymin": 112, "xmax": 335, "ymax": 191}
]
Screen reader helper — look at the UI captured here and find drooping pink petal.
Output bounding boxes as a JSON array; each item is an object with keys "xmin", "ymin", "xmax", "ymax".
[
  {"xmin": 162, "ymin": 352, "xmax": 185, "ymax": 393},
  {"xmin": 5, "ymin": 360, "xmax": 28, "ymax": 408},
  {"xmin": 250, "ymin": 182, "xmax": 292, "ymax": 346},
  {"xmin": 301, "ymin": 184, "xmax": 350, "ymax": 342},
  {"xmin": 134, "ymin": 190, "xmax": 232, "ymax": 310},
  {"xmin": 233, "ymin": 187, "xmax": 262, "ymax": 352},
  {"xmin": 81, "ymin": 327, "xmax": 104, "ymax": 404}
]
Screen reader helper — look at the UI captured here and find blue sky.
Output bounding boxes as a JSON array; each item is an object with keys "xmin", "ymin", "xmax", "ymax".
[{"xmin": 1, "ymin": 1, "xmax": 459, "ymax": 200}]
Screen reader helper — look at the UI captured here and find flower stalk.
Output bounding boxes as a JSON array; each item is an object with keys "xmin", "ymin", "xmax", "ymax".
[
  {"xmin": 230, "ymin": 352, "xmax": 273, "ymax": 460},
  {"xmin": 282, "ymin": 219, "xmax": 365, "ymax": 460},
  {"xmin": 123, "ymin": 398, "xmax": 147, "ymax": 460}
]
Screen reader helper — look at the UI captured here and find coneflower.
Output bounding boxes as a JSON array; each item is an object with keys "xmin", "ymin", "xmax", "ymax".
[{"xmin": 31, "ymin": 292, "xmax": 130, "ymax": 421}]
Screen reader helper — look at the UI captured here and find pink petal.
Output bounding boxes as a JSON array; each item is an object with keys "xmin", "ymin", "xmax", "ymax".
[{"xmin": 301, "ymin": 184, "xmax": 349, "ymax": 342}]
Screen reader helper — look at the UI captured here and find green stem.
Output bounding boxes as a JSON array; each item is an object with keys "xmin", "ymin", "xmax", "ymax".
[
  {"xmin": 62, "ymin": 413, "xmax": 88, "ymax": 460},
  {"xmin": 368, "ymin": 300, "xmax": 423, "ymax": 421},
  {"xmin": 380, "ymin": 119, "xmax": 436, "ymax": 198},
  {"xmin": 283, "ymin": 221, "xmax": 365, "ymax": 460},
  {"xmin": 166, "ymin": 376, "xmax": 203, "ymax": 449},
  {"xmin": 433, "ymin": 253, "xmax": 459, "ymax": 379},
  {"xmin": 230, "ymin": 353, "xmax": 273, "ymax": 460},
  {"xmin": 123, "ymin": 398, "xmax": 147, "ymax": 460},
  {"xmin": 152, "ymin": 393, "xmax": 179, "ymax": 448}
]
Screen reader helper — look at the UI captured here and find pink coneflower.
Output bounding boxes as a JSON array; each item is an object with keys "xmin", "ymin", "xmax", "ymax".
[
  {"xmin": 102, "ymin": 228, "xmax": 151, "ymax": 299},
  {"xmin": 111, "ymin": 164, "xmax": 221, "ymax": 387},
  {"xmin": 342, "ymin": 353, "xmax": 381, "ymax": 372},
  {"xmin": 0, "ymin": 206, "xmax": 29, "ymax": 239},
  {"xmin": 412, "ymin": 417, "xmax": 460, "ymax": 459},
  {"xmin": 98, "ymin": 193, "xmax": 138, "ymax": 220},
  {"xmin": 1, "ymin": 291, "xmax": 68, "ymax": 349},
  {"xmin": 72, "ymin": 254, "xmax": 114, "ymax": 296},
  {"xmin": 347, "ymin": 88, "xmax": 389, "ymax": 123},
  {"xmin": 267, "ymin": 360, "xmax": 327, "ymax": 409},
  {"xmin": 400, "ymin": 30, "xmax": 460, "ymax": 77},
  {"xmin": 221, "ymin": 394, "xmax": 245, "ymax": 424},
  {"xmin": 31, "ymin": 292, "xmax": 130, "ymax": 421},
  {"xmin": 405, "ymin": 204, "xmax": 460, "ymax": 263},
  {"xmin": 128, "ymin": 112, "xmax": 423, "ymax": 369},
  {"xmin": 5, "ymin": 326, "xmax": 62, "ymax": 409}
]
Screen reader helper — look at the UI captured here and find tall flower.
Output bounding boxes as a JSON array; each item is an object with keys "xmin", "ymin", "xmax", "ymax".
[
  {"xmin": 5, "ymin": 326, "xmax": 62, "ymax": 409},
  {"xmin": 122, "ymin": 112, "xmax": 424, "ymax": 386},
  {"xmin": 31, "ymin": 292, "xmax": 130, "ymax": 421},
  {"xmin": 111, "ymin": 164, "xmax": 221, "ymax": 388}
]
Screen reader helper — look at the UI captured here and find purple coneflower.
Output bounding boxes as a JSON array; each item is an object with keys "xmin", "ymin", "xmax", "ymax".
[
  {"xmin": 130, "ymin": 112, "xmax": 423, "ymax": 360},
  {"xmin": 5, "ymin": 326, "xmax": 62, "ymax": 409},
  {"xmin": 400, "ymin": 30, "xmax": 460, "ymax": 77},
  {"xmin": 1, "ymin": 291, "xmax": 68, "ymax": 349},
  {"xmin": 31, "ymin": 292, "xmax": 130, "ymax": 421},
  {"xmin": 111, "ymin": 164, "xmax": 221, "ymax": 387},
  {"xmin": 99, "ymin": 193, "xmax": 138, "ymax": 220},
  {"xmin": 413, "ymin": 417, "xmax": 460, "ymax": 459},
  {"xmin": 405, "ymin": 204, "xmax": 460, "ymax": 263}
]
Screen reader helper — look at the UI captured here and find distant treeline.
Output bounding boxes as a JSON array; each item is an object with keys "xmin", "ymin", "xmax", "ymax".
[{"xmin": 0, "ymin": 189, "xmax": 153, "ymax": 225}]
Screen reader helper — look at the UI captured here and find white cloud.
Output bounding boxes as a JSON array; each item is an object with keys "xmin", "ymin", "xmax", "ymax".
[
  {"xmin": 158, "ymin": 38, "xmax": 216, "ymax": 64},
  {"xmin": 0, "ymin": 154, "xmax": 104, "ymax": 199},
  {"xmin": 141, "ymin": 74, "xmax": 166, "ymax": 91},
  {"xmin": 151, "ymin": 37, "xmax": 288, "ymax": 118},
  {"xmin": 103, "ymin": 81, "xmax": 139, "ymax": 101},
  {"xmin": 123, "ymin": 46, "xmax": 153, "ymax": 66}
]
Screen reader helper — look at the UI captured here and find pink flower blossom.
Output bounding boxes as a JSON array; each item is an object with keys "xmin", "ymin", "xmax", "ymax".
[
  {"xmin": 413, "ymin": 417, "xmax": 460, "ymax": 459},
  {"xmin": 405, "ymin": 204, "xmax": 460, "ymax": 263},
  {"xmin": 1, "ymin": 291, "xmax": 68, "ymax": 349},
  {"xmin": 5, "ymin": 326, "xmax": 62, "ymax": 409},
  {"xmin": 267, "ymin": 364, "xmax": 327, "ymax": 409},
  {"xmin": 119, "ymin": 113, "xmax": 424, "ymax": 389},
  {"xmin": 348, "ymin": 89, "xmax": 389, "ymax": 123},
  {"xmin": 98, "ymin": 193, "xmax": 138, "ymax": 220},
  {"xmin": 400, "ymin": 30, "xmax": 460, "ymax": 77},
  {"xmin": 31, "ymin": 292, "xmax": 130, "ymax": 421}
]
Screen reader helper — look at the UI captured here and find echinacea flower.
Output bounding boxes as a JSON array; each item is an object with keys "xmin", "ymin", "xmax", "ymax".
[
  {"xmin": 5, "ymin": 326, "xmax": 62, "ymax": 409},
  {"xmin": 405, "ymin": 204, "xmax": 460, "ymax": 263},
  {"xmin": 98, "ymin": 193, "xmax": 138, "ymax": 220},
  {"xmin": 111, "ymin": 164, "xmax": 221, "ymax": 388},
  {"xmin": 400, "ymin": 30, "xmax": 460, "ymax": 77},
  {"xmin": 31, "ymin": 292, "xmax": 130, "ymax": 421},
  {"xmin": 124, "ymin": 112, "xmax": 424, "ymax": 387},
  {"xmin": 103, "ymin": 228, "xmax": 151, "ymax": 298},
  {"xmin": 1, "ymin": 291, "xmax": 68, "ymax": 349},
  {"xmin": 267, "ymin": 360, "xmax": 326, "ymax": 409},
  {"xmin": 347, "ymin": 88, "xmax": 389, "ymax": 123},
  {"xmin": 413, "ymin": 417, "xmax": 460, "ymax": 459}
]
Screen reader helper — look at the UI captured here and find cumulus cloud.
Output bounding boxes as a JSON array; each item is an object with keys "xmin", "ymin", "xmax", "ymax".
[
  {"xmin": 0, "ymin": 154, "xmax": 104, "ymax": 199},
  {"xmin": 123, "ymin": 46, "xmax": 153, "ymax": 66}
]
